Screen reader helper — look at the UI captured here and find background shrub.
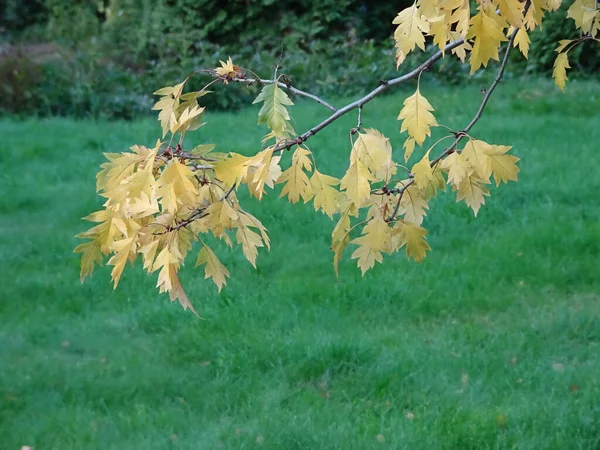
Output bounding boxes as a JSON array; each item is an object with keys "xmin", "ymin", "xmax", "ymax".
[{"xmin": 0, "ymin": 0, "xmax": 598, "ymax": 119}]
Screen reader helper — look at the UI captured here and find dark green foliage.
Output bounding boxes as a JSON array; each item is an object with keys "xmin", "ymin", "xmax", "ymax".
[
  {"xmin": 515, "ymin": 3, "xmax": 600, "ymax": 75},
  {"xmin": 1, "ymin": 0, "xmax": 599, "ymax": 119}
]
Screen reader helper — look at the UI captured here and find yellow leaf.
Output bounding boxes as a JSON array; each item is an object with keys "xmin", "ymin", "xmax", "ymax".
[
  {"xmin": 567, "ymin": 0, "xmax": 598, "ymax": 34},
  {"xmin": 107, "ymin": 236, "xmax": 137, "ymax": 288},
  {"xmin": 546, "ymin": 0, "xmax": 563, "ymax": 10},
  {"xmin": 553, "ymin": 52, "xmax": 570, "ymax": 92},
  {"xmin": 153, "ymin": 247, "xmax": 179, "ymax": 292},
  {"xmin": 398, "ymin": 221, "xmax": 431, "ymax": 262},
  {"xmin": 277, "ymin": 147, "xmax": 313, "ymax": 203},
  {"xmin": 235, "ymin": 223, "xmax": 264, "ymax": 268},
  {"xmin": 139, "ymin": 240, "xmax": 160, "ymax": 271},
  {"xmin": 172, "ymin": 104, "xmax": 205, "ymax": 135},
  {"xmin": 252, "ymin": 83, "xmax": 294, "ymax": 137},
  {"xmin": 429, "ymin": 12, "xmax": 453, "ymax": 52},
  {"xmin": 524, "ymin": 0, "xmax": 547, "ymax": 29},
  {"xmin": 483, "ymin": 145, "xmax": 519, "ymax": 187},
  {"xmin": 461, "ymin": 139, "xmax": 492, "ymax": 182},
  {"xmin": 152, "ymin": 82, "xmax": 185, "ymax": 138},
  {"xmin": 238, "ymin": 210, "xmax": 271, "ymax": 250},
  {"xmin": 125, "ymin": 191, "xmax": 160, "ymax": 219},
  {"xmin": 310, "ymin": 170, "xmax": 344, "ymax": 218},
  {"xmin": 403, "ymin": 137, "xmax": 416, "ymax": 162},
  {"xmin": 353, "ymin": 128, "xmax": 397, "ymax": 182},
  {"xmin": 167, "ymin": 266, "xmax": 198, "ymax": 316},
  {"xmin": 331, "ymin": 203, "xmax": 355, "ymax": 276},
  {"xmin": 411, "ymin": 151, "xmax": 433, "ymax": 191},
  {"xmin": 393, "ymin": 4, "xmax": 430, "ymax": 65},
  {"xmin": 215, "ymin": 57, "xmax": 238, "ymax": 77},
  {"xmin": 451, "ymin": 32, "xmax": 473, "ymax": 62},
  {"xmin": 441, "ymin": 152, "xmax": 471, "ymax": 188},
  {"xmin": 157, "ymin": 160, "xmax": 198, "ymax": 214},
  {"xmin": 153, "ymin": 247, "xmax": 198, "ymax": 315},
  {"xmin": 513, "ymin": 27, "xmax": 530, "ymax": 58},
  {"xmin": 77, "ymin": 210, "xmax": 127, "ymax": 254},
  {"xmin": 399, "ymin": 184, "xmax": 429, "ymax": 225},
  {"xmin": 457, "ymin": 175, "xmax": 490, "ymax": 216},
  {"xmin": 204, "ymin": 200, "xmax": 238, "ymax": 238},
  {"xmin": 74, "ymin": 240, "xmax": 102, "ymax": 282},
  {"xmin": 214, "ymin": 152, "xmax": 251, "ymax": 188},
  {"xmin": 96, "ymin": 148, "xmax": 148, "ymax": 194},
  {"xmin": 467, "ymin": 7, "xmax": 508, "ymax": 74},
  {"xmin": 498, "ymin": 0, "xmax": 525, "ymax": 27},
  {"xmin": 196, "ymin": 244, "xmax": 230, "ymax": 292},
  {"xmin": 556, "ymin": 39, "xmax": 572, "ymax": 53},
  {"xmin": 246, "ymin": 149, "xmax": 280, "ymax": 199},
  {"xmin": 423, "ymin": 165, "xmax": 447, "ymax": 200},
  {"xmin": 449, "ymin": 0, "xmax": 471, "ymax": 36},
  {"xmin": 398, "ymin": 88, "xmax": 438, "ymax": 146},
  {"xmin": 340, "ymin": 160, "xmax": 374, "ymax": 206},
  {"xmin": 351, "ymin": 216, "xmax": 391, "ymax": 275}
]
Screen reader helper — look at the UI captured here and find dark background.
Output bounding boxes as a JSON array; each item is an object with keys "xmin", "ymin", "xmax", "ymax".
[{"xmin": 1, "ymin": 0, "xmax": 598, "ymax": 118}]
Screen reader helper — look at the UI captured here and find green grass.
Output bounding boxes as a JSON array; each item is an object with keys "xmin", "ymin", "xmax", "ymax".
[{"xmin": 1, "ymin": 79, "xmax": 600, "ymax": 449}]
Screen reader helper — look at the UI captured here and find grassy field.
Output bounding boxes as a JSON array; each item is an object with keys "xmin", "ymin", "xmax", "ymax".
[{"xmin": 1, "ymin": 79, "xmax": 600, "ymax": 449}]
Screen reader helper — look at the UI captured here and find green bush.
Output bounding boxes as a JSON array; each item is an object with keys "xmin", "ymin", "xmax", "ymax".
[{"xmin": 1, "ymin": 0, "xmax": 599, "ymax": 119}]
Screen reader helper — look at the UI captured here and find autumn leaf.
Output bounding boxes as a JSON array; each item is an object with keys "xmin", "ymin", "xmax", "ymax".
[
  {"xmin": 467, "ymin": 7, "xmax": 508, "ymax": 74},
  {"xmin": 214, "ymin": 152, "xmax": 251, "ymax": 188},
  {"xmin": 403, "ymin": 137, "xmax": 416, "ymax": 162},
  {"xmin": 331, "ymin": 203, "xmax": 355, "ymax": 276},
  {"xmin": 353, "ymin": 128, "xmax": 397, "ymax": 182},
  {"xmin": 156, "ymin": 160, "xmax": 198, "ymax": 213},
  {"xmin": 441, "ymin": 152, "xmax": 471, "ymax": 188},
  {"xmin": 393, "ymin": 4, "xmax": 430, "ymax": 66},
  {"xmin": 246, "ymin": 149, "xmax": 280, "ymax": 199},
  {"xmin": 74, "ymin": 240, "xmax": 102, "ymax": 282},
  {"xmin": 567, "ymin": 0, "xmax": 599, "ymax": 35},
  {"xmin": 457, "ymin": 175, "xmax": 490, "ymax": 216},
  {"xmin": 484, "ymin": 144, "xmax": 520, "ymax": 186},
  {"xmin": 340, "ymin": 160, "xmax": 374, "ymax": 206},
  {"xmin": 411, "ymin": 151, "xmax": 434, "ymax": 191},
  {"xmin": 107, "ymin": 236, "xmax": 137, "ymax": 288},
  {"xmin": 513, "ymin": 27, "xmax": 530, "ymax": 58},
  {"xmin": 310, "ymin": 170, "xmax": 344, "ymax": 218},
  {"xmin": 461, "ymin": 139, "xmax": 492, "ymax": 182},
  {"xmin": 399, "ymin": 184, "xmax": 429, "ymax": 225},
  {"xmin": 398, "ymin": 88, "xmax": 438, "ymax": 146},
  {"xmin": 351, "ymin": 216, "xmax": 391, "ymax": 275},
  {"xmin": 152, "ymin": 82, "xmax": 185, "ymax": 137},
  {"xmin": 553, "ymin": 52, "xmax": 570, "ymax": 92},
  {"xmin": 196, "ymin": 244, "xmax": 230, "ymax": 292},
  {"xmin": 215, "ymin": 57, "xmax": 242, "ymax": 80},
  {"xmin": 395, "ymin": 221, "xmax": 431, "ymax": 262},
  {"xmin": 278, "ymin": 147, "xmax": 313, "ymax": 203},
  {"xmin": 498, "ymin": 0, "xmax": 525, "ymax": 27}
]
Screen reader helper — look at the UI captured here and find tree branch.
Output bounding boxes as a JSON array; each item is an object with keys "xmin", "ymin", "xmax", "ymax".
[
  {"xmin": 272, "ymin": 38, "xmax": 466, "ymax": 153},
  {"xmin": 435, "ymin": 27, "xmax": 520, "ymax": 165},
  {"xmin": 386, "ymin": 28, "xmax": 520, "ymax": 205},
  {"xmin": 232, "ymin": 77, "xmax": 338, "ymax": 112},
  {"xmin": 463, "ymin": 28, "xmax": 519, "ymax": 134}
]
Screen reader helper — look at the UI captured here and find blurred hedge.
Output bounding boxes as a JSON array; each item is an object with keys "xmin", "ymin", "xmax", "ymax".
[{"xmin": 1, "ymin": 0, "xmax": 598, "ymax": 119}]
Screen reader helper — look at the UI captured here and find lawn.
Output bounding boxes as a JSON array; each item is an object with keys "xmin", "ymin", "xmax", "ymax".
[{"xmin": 1, "ymin": 79, "xmax": 600, "ymax": 450}]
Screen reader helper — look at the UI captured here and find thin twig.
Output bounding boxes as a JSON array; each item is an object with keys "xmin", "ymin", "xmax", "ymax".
[
  {"xmin": 160, "ymin": 183, "xmax": 237, "ymax": 234},
  {"xmin": 387, "ymin": 179, "xmax": 415, "ymax": 222},
  {"xmin": 463, "ymin": 27, "xmax": 520, "ymax": 134},
  {"xmin": 385, "ymin": 24, "xmax": 523, "ymax": 218},
  {"xmin": 272, "ymin": 38, "xmax": 466, "ymax": 153},
  {"xmin": 232, "ymin": 77, "xmax": 338, "ymax": 112}
]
